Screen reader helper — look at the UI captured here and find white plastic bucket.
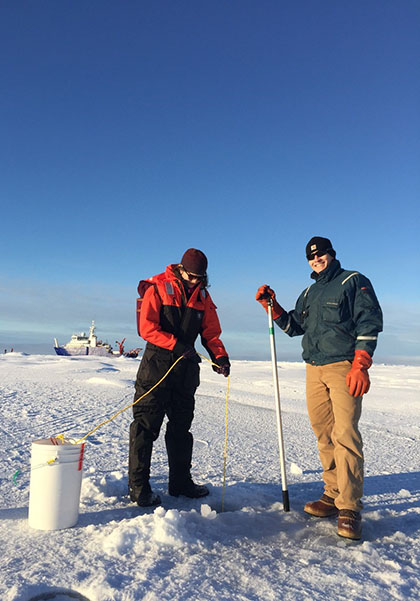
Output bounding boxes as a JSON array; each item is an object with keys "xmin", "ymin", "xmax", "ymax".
[{"xmin": 28, "ymin": 438, "xmax": 85, "ymax": 530}]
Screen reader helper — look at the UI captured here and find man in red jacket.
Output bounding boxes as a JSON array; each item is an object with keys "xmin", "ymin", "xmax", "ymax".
[{"xmin": 129, "ymin": 249, "xmax": 230, "ymax": 507}]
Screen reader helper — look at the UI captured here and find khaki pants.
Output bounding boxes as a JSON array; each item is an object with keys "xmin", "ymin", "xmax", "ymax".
[{"xmin": 306, "ymin": 361, "xmax": 363, "ymax": 511}]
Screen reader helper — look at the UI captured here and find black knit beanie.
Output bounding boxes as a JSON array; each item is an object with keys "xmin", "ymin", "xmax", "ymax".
[{"xmin": 305, "ymin": 237, "xmax": 336, "ymax": 259}]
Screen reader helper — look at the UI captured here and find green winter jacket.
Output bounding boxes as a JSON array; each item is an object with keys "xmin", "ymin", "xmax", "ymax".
[{"xmin": 275, "ymin": 259, "xmax": 383, "ymax": 366}]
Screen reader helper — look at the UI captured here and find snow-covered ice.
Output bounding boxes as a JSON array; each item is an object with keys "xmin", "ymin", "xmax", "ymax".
[{"xmin": 0, "ymin": 353, "xmax": 419, "ymax": 601}]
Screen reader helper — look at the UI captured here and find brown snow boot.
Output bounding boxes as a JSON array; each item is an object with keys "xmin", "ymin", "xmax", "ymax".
[
  {"xmin": 337, "ymin": 510, "xmax": 362, "ymax": 540},
  {"xmin": 304, "ymin": 494, "xmax": 338, "ymax": 517}
]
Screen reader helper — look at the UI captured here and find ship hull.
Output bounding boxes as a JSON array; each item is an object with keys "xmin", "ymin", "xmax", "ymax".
[{"xmin": 54, "ymin": 346, "xmax": 114, "ymax": 357}]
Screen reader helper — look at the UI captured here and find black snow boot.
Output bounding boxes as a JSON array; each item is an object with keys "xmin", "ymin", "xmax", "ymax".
[
  {"xmin": 129, "ymin": 484, "xmax": 161, "ymax": 507},
  {"xmin": 168, "ymin": 479, "xmax": 209, "ymax": 498}
]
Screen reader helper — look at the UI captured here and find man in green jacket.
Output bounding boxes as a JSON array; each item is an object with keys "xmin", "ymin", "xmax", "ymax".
[{"xmin": 256, "ymin": 236, "xmax": 383, "ymax": 540}]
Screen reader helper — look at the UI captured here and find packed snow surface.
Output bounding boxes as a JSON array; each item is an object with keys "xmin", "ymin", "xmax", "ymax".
[{"xmin": 0, "ymin": 353, "xmax": 419, "ymax": 601}]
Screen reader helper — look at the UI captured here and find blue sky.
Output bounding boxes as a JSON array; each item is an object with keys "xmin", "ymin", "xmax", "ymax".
[{"xmin": 1, "ymin": 1, "xmax": 419, "ymax": 363}]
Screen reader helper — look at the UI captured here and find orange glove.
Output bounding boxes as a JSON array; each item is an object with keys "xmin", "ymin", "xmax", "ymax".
[
  {"xmin": 346, "ymin": 349, "xmax": 372, "ymax": 397},
  {"xmin": 256, "ymin": 285, "xmax": 284, "ymax": 320}
]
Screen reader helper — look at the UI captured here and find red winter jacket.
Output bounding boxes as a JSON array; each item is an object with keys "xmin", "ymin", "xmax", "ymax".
[{"xmin": 139, "ymin": 265, "xmax": 228, "ymax": 362}]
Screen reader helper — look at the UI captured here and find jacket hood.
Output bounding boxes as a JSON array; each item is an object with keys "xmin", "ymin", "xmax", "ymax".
[{"xmin": 165, "ymin": 264, "xmax": 179, "ymax": 280}]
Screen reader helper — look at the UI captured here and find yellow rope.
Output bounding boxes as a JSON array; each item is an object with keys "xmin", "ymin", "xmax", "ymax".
[
  {"xmin": 198, "ymin": 353, "xmax": 230, "ymax": 512},
  {"xmin": 62, "ymin": 351, "xmax": 230, "ymax": 510},
  {"xmin": 73, "ymin": 355, "xmax": 184, "ymax": 444},
  {"xmin": 222, "ymin": 374, "xmax": 229, "ymax": 512}
]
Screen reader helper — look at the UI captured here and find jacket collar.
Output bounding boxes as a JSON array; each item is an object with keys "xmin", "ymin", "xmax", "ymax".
[{"xmin": 311, "ymin": 259, "xmax": 342, "ymax": 283}]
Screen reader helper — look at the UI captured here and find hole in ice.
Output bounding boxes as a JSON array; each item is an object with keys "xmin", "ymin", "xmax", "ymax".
[{"xmin": 27, "ymin": 590, "xmax": 90, "ymax": 601}]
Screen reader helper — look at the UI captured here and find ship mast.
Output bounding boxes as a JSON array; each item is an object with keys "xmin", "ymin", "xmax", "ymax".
[{"xmin": 88, "ymin": 321, "xmax": 97, "ymax": 347}]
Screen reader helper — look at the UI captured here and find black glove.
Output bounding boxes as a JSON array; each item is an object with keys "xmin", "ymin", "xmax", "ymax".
[
  {"xmin": 212, "ymin": 356, "xmax": 230, "ymax": 377},
  {"xmin": 181, "ymin": 345, "xmax": 201, "ymax": 363}
]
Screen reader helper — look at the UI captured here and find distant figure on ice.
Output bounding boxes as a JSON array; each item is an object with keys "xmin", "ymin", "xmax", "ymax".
[
  {"xmin": 256, "ymin": 236, "xmax": 382, "ymax": 540},
  {"xmin": 129, "ymin": 248, "xmax": 230, "ymax": 507}
]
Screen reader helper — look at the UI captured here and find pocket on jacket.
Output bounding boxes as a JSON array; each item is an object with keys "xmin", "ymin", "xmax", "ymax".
[
  {"xmin": 322, "ymin": 300, "xmax": 342, "ymax": 323},
  {"xmin": 182, "ymin": 361, "xmax": 200, "ymax": 393},
  {"xmin": 137, "ymin": 348, "xmax": 172, "ymax": 389}
]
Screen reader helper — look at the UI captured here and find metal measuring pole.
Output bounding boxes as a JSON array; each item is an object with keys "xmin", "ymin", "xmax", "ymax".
[{"xmin": 267, "ymin": 298, "xmax": 290, "ymax": 512}]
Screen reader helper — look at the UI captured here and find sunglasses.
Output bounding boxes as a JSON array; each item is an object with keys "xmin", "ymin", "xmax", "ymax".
[
  {"xmin": 182, "ymin": 267, "xmax": 205, "ymax": 281},
  {"xmin": 307, "ymin": 249, "xmax": 331, "ymax": 260}
]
